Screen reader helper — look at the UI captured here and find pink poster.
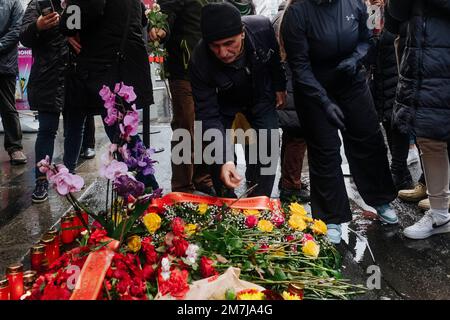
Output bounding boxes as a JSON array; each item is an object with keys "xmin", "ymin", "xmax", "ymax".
[{"xmin": 15, "ymin": 46, "xmax": 33, "ymax": 110}]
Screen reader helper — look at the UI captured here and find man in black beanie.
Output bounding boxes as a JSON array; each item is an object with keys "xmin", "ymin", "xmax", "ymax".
[{"xmin": 189, "ymin": 2, "xmax": 286, "ymax": 197}]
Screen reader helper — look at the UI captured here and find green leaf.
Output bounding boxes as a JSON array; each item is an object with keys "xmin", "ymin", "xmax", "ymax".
[{"xmin": 273, "ymin": 267, "xmax": 287, "ymax": 281}]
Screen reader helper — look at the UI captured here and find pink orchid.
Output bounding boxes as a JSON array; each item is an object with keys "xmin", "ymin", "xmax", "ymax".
[
  {"xmin": 99, "ymin": 85, "xmax": 112, "ymax": 101},
  {"xmin": 104, "ymin": 106, "xmax": 121, "ymax": 126},
  {"xmin": 100, "ymin": 86, "xmax": 116, "ymax": 109},
  {"xmin": 116, "ymin": 82, "xmax": 137, "ymax": 103},
  {"xmin": 37, "ymin": 155, "xmax": 51, "ymax": 174},
  {"xmin": 48, "ymin": 166, "xmax": 84, "ymax": 196},
  {"xmin": 120, "ymin": 105, "xmax": 139, "ymax": 138},
  {"xmin": 100, "ymin": 159, "xmax": 128, "ymax": 180}
]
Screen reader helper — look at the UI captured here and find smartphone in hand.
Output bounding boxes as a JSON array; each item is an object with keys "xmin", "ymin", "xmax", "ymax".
[{"xmin": 37, "ymin": 0, "xmax": 55, "ymax": 16}]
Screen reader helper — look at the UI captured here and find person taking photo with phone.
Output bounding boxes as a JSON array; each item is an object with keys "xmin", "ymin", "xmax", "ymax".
[{"xmin": 20, "ymin": 0, "xmax": 67, "ymax": 203}]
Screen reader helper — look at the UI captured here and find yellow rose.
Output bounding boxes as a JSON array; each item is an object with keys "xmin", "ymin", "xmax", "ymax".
[
  {"xmin": 185, "ymin": 223, "xmax": 198, "ymax": 236},
  {"xmin": 257, "ymin": 219, "xmax": 274, "ymax": 232},
  {"xmin": 282, "ymin": 291, "xmax": 302, "ymax": 300},
  {"xmin": 197, "ymin": 203, "xmax": 208, "ymax": 215},
  {"xmin": 289, "ymin": 202, "xmax": 307, "ymax": 216},
  {"xmin": 302, "ymin": 215, "xmax": 313, "ymax": 223},
  {"xmin": 311, "ymin": 219, "xmax": 327, "ymax": 235},
  {"xmin": 143, "ymin": 212, "xmax": 161, "ymax": 234},
  {"xmin": 127, "ymin": 235, "xmax": 141, "ymax": 253},
  {"xmin": 243, "ymin": 209, "xmax": 260, "ymax": 217},
  {"xmin": 302, "ymin": 240, "xmax": 320, "ymax": 258},
  {"xmin": 289, "ymin": 214, "xmax": 307, "ymax": 231}
]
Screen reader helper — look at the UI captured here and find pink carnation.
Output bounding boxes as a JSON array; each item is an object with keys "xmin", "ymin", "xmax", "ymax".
[{"xmin": 271, "ymin": 213, "xmax": 285, "ymax": 228}]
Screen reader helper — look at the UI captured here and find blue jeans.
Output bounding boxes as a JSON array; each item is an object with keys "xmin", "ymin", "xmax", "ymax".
[{"xmin": 35, "ymin": 112, "xmax": 60, "ymax": 180}]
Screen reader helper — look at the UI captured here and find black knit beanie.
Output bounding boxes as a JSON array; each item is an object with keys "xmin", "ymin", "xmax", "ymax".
[{"xmin": 201, "ymin": 2, "xmax": 243, "ymax": 43}]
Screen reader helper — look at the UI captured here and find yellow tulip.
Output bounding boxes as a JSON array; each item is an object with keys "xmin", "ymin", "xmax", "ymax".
[
  {"xmin": 197, "ymin": 203, "xmax": 208, "ymax": 215},
  {"xmin": 142, "ymin": 212, "xmax": 161, "ymax": 234},
  {"xmin": 257, "ymin": 219, "xmax": 274, "ymax": 233},
  {"xmin": 311, "ymin": 219, "xmax": 327, "ymax": 235},
  {"xmin": 302, "ymin": 240, "xmax": 320, "ymax": 258},
  {"xmin": 289, "ymin": 214, "xmax": 307, "ymax": 231},
  {"xmin": 289, "ymin": 202, "xmax": 307, "ymax": 216},
  {"xmin": 127, "ymin": 235, "xmax": 141, "ymax": 253}
]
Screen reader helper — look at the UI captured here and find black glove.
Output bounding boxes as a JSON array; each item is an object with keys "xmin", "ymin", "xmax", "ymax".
[
  {"xmin": 336, "ymin": 56, "xmax": 358, "ymax": 76},
  {"xmin": 323, "ymin": 103, "xmax": 346, "ymax": 131}
]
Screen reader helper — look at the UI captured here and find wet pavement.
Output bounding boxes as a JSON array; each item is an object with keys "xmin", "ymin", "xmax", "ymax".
[{"xmin": 0, "ymin": 109, "xmax": 449, "ymax": 299}]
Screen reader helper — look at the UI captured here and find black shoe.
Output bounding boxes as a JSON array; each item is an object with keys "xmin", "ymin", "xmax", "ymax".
[
  {"xmin": 392, "ymin": 172, "xmax": 414, "ymax": 191},
  {"xmin": 280, "ymin": 187, "xmax": 311, "ymax": 203},
  {"xmin": 80, "ymin": 148, "xmax": 96, "ymax": 160},
  {"xmin": 32, "ymin": 179, "xmax": 49, "ymax": 203}
]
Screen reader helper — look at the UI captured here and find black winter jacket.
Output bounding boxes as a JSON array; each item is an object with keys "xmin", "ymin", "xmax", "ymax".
[
  {"xmin": 190, "ymin": 15, "xmax": 286, "ymax": 162},
  {"xmin": 20, "ymin": 0, "xmax": 67, "ymax": 113},
  {"xmin": 369, "ymin": 29, "xmax": 398, "ymax": 122},
  {"xmin": 281, "ymin": 0, "xmax": 371, "ymax": 110},
  {"xmin": 387, "ymin": 0, "xmax": 450, "ymax": 141},
  {"xmin": 60, "ymin": 0, "xmax": 153, "ymax": 111},
  {"xmin": 0, "ymin": 0, "xmax": 23, "ymax": 76}
]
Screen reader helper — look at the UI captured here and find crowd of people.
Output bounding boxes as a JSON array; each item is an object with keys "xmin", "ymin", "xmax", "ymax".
[{"xmin": 0, "ymin": 0, "xmax": 449, "ymax": 244}]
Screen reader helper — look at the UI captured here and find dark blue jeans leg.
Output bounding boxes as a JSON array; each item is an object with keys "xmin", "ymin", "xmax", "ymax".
[{"xmin": 35, "ymin": 112, "xmax": 60, "ymax": 180}]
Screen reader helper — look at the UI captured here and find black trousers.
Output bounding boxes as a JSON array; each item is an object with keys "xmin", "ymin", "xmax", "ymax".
[
  {"xmin": 382, "ymin": 116, "xmax": 412, "ymax": 190},
  {"xmin": 81, "ymin": 115, "xmax": 96, "ymax": 149},
  {"xmin": 211, "ymin": 107, "xmax": 280, "ymax": 198},
  {"xmin": 297, "ymin": 70, "xmax": 396, "ymax": 224},
  {"xmin": 0, "ymin": 75, "xmax": 23, "ymax": 153}
]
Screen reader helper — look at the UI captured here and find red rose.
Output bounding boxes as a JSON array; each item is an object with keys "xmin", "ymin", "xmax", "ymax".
[
  {"xmin": 245, "ymin": 215, "xmax": 258, "ymax": 229},
  {"xmin": 271, "ymin": 213, "xmax": 285, "ymax": 228},
  {"xmin": 171, "ymin": 217, "xmax": 185, "ymax": 237},
  {"xmin": 200, "ymin": 256, "xmax": 218, "ymax": 278},
  {"xmin": 117, "ymin": 278, "xmax": 131, "ymax": 294},
  {"xmin": 285, "ymin": 235, "xmax": 295, "ymax": 242},
  {"xmin": 171, "ymin": 237, "xmax": 189, "ymax": 257},
  {"xmin": 130, "ymin": 280, "xmax": 146, "ymax": 297},
  {"xmin": 142, "ymin": 264, "xmax": 155, "ymax": 281}
]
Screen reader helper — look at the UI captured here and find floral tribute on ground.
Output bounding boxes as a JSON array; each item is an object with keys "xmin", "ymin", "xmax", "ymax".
[{"xmin": 15, "ymin": 84, "xmax": 364, "ymax": 301}]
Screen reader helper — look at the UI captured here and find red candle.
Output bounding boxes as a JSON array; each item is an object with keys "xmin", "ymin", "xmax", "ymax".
[
  {"xmin": 45, "ymin": 229, "xmax": 60, "ymax": 260},
  {"xmin": 41, "ymin": 235, "xmax": 57, "ymax": 266},
  {"xmin": 23, "ymin": 271, "xmax": 37, "ymax": 292},
  {"xmin": 46, "ymin": 228, "xmax": 60, "ymax": 249},
  {"xmin": 81, "ymin": 211, "xmax": 89, "ymax": 232},
  {"xmin": 69, "ymin": 211, "xmax": 81, "ymax": 238},
  {"xmin": 30, "ymin": 244, "xmax": 45, "ymax": 272},
  {"xmin": 61, "ymin": 216, "xmax": 74, "ymax": 244},
  {"xmin": 0, "ymin": 278, "xmax": 9, "ymax": 300},
  {"xmin": 6, "ymin": 264, "xmax": 24, "ymax": 300}
]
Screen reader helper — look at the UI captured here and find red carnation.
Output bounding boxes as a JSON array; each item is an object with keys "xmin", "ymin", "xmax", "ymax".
[
  {"xmin": 171, "ymin": 217, "xmax": 185, "ymax": 237},
  {"xmin": 88, "ymin": 229, "xmax": 107, "ymax": 245},
  {"xmin": 200, "ymin": 256, "xmax": 218, "ymax": 278},
  {"xmin": 142, "ymin": 264, "xmax": 155, "ymax": 281},
  {"xmin": 245, "ymin": 215, "xmax": 258, "ymax": 229},
  {"xmin": 167, "ymin": 268, "xmax": 190, "ymax": 299},
  {"xmin": 171, "ymin": 237, "xmax": 189, "ymax": 257}
]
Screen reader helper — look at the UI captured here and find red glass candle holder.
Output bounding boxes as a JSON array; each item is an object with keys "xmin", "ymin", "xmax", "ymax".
[
  {"xmin": 61, "ymin": 216, "xmax": 75, "ymax": 244},
  {"xmin": 0, "ymin": 278, "xmax": 9, "ymax": 300},
  {"xmin": 6, "ymin": 264, "xmax": 24, "ymax": 300},
  {"xmin": 23, "ymin": 271, "xmax": 37, "ymax": 292},
  {"xmin": 41, "ymin": 235, "xmax": 57, "ymax": 267},
  {"xmin": 30, "ymin": 244, "xmax": 45, "ymax": 272}
]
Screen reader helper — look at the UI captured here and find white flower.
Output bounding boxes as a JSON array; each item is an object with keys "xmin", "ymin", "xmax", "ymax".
[
  {"xmin": 161, "ymin": 257, "xmax": 171, "ymax": 280},
  {"xmin": 185, "ymin": 244, "xmax": 199, "ymax": 265}
]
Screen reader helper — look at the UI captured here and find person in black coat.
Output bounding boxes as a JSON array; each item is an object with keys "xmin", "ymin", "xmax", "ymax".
[
  {"xmin": 59, "ymin": 0, "xmax": 158, "ymax": 190},
  {"xmin": 190, "ymin": 3, "xmax": 286, "ymax": 197},
  {"xmin": 20, "ymin": 0, "xmax": 67, "ymax": 203},
  {"xmin": 386, "ymin": 0, "xmax": 450, "ymax": 240},
  {"xmin": 272, "ymin": 1, "xmax": 309, "ymax": 202},
  {"xmin": 368, "ymin": 10, "xmax": 413, "ymax": 191},
  {"xmin": 281, "ymin": 0, "xmax": 398, "ymax": 244}
]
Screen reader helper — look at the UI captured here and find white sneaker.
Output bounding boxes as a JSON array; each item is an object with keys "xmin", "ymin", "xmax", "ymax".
[
  {"xmin": 403, "ymin": 211, "xmax": 450, "ymax": 239},
  {"xmin": 407, "ymin": 147, "xmax": 420, "ymax": 166}
]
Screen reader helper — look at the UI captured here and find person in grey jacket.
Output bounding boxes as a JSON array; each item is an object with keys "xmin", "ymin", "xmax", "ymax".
[{"xmin": 0, "ymin": 0, "xmax": 27, "ymax": 165}]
